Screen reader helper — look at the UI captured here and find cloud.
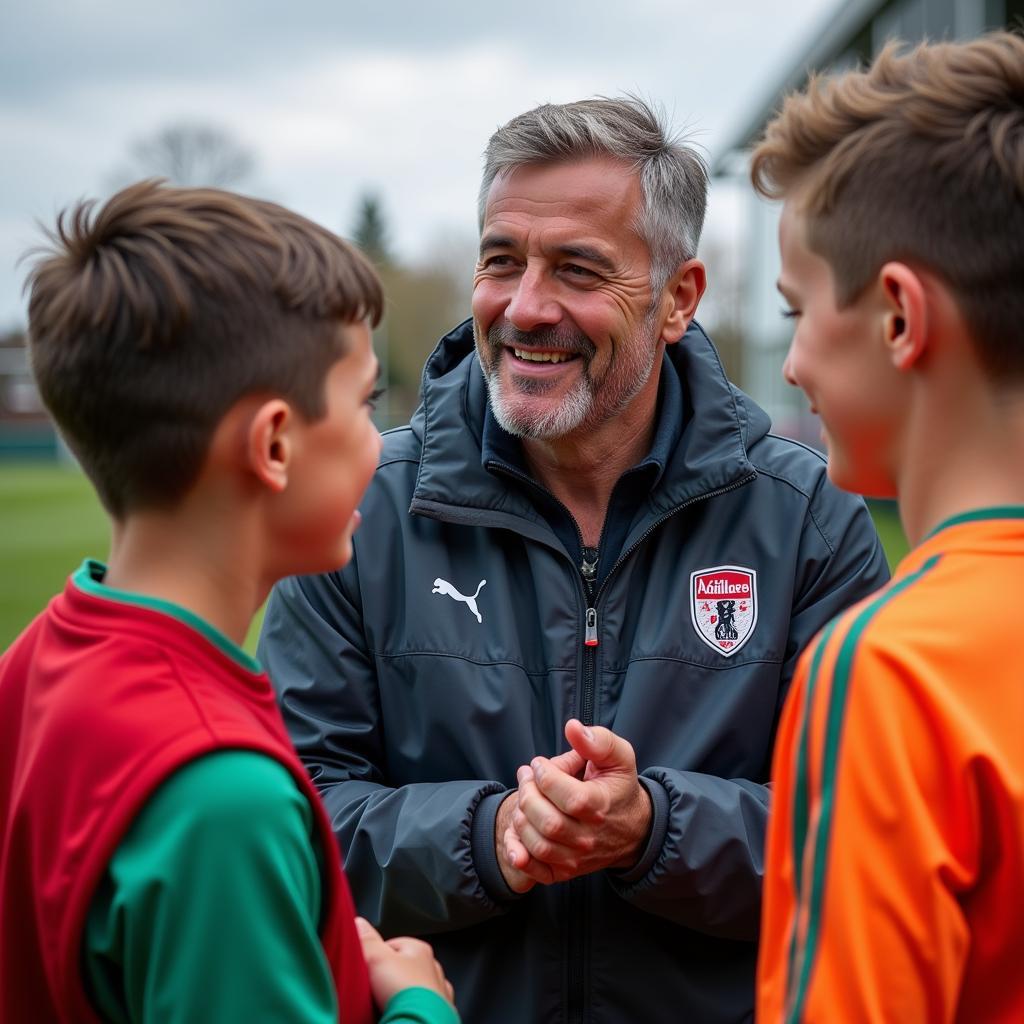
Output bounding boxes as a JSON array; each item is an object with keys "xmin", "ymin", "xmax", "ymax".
[{"xmin": 0, "ymin": 0, "xmax": 836, "ymax": 326}]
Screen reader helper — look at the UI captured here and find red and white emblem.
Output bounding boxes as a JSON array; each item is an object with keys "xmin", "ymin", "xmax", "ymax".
[{"xmin": 690, "ymin": 565, "xmax": 758, "ymax": 657}]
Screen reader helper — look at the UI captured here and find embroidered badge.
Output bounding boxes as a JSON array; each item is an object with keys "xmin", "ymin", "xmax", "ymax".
[
  {"xmin": 690, "ymin": 565, "xmax": 758, "ymax": 657},
  {"xmin": 432, "ymin": 577, "xmax": 487, "ymax": 624}
]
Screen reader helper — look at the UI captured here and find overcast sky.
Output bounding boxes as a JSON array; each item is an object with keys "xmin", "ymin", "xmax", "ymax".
[{"xmin": 0, "ymin": 0, "xmax": 837, "ymax": 331}]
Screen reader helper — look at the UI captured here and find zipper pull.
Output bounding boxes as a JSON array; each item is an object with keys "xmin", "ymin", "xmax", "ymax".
[{"xmin": 585, "ymin": 607, "xmax": 598, "ymax": 647}]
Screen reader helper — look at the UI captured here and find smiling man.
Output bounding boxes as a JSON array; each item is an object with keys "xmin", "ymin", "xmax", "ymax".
[{"xmin": 259, "ymin": 97, "xmax": 890, "ymax": 1024}]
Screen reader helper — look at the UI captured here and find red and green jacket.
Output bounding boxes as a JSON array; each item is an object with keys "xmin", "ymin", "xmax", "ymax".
[{"xmin": 0, "ymin": 560, "xmax": 374, "ymax": 1023}]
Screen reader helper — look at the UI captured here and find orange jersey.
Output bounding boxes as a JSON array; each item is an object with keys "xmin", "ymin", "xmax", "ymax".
[{"xmin": 758, "ymin": 508, "xmax": 1024, "ymax": 1023}]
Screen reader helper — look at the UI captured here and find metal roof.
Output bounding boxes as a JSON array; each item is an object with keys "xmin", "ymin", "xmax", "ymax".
[{"xmin": 713, "ymin": 0, "xmax": 891, "ymax": 173}]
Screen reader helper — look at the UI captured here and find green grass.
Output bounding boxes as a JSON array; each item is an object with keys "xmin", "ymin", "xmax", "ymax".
[
  {"xmin": 0, "ymin": 463, "xmax": 265, "ymax": 654},
  {"xmin": 1, "ymin": 462, "xmax": 910, "ymax": 655},
  {"xmin": 865, "ymin": 499, "xmax": 909, "ymax": 570},
  {"xmin": 1, "ymin": 463, "xmax": 111, "ymax": 651}
]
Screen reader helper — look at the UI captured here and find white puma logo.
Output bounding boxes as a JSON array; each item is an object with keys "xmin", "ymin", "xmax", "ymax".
[{"xmin": 432, "ymin": 577, "xmax": 487, "ymax": 624}]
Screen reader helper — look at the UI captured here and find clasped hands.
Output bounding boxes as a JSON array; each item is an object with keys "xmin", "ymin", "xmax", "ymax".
[{"xmin": 496, "ymin": 719, "xmax": 653, "ymax": 893}]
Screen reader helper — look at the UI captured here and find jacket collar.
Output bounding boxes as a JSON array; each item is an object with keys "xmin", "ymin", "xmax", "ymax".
[{"xmin": 409, "ymin": 319, "xmax": 764, "ymax": 526}]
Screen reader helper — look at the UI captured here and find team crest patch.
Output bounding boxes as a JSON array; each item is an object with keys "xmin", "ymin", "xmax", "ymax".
[{"xmin": 690, "ymin": 565, "xmax": 758, "ymax": 657}]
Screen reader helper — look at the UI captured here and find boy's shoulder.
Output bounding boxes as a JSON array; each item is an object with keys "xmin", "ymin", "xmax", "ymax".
[
  {"xmin": 1, "ymin": 578, "xmax": 261, "ymax": 757},
  {"xmin": 807, "ymin": 540, "xmax": 1015, "ymax": 710}
]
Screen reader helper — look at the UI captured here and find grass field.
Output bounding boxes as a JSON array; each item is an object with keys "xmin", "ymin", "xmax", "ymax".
[
  {"xmin": 0, "ymin": 462, "xmax": 266, "ymax": 654},
  {"xmin": 0, "ymin": 461, "xmax": 909, "ymax": 655}
]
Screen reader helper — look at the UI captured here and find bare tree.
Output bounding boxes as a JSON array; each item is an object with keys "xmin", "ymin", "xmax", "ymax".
[{"xmin": 110, "ymin": 122, "xmax": 256, "ymax": 189}]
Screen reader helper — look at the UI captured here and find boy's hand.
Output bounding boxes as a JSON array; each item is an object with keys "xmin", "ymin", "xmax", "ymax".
[{"xmin": 355, "ymin": 917, "xmax": 455, "ymax": 1010}]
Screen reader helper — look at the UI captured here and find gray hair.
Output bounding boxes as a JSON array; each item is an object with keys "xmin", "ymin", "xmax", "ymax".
[{"xmin": 478, "ymin": 96, "xmax": 708, "ymax": 293}]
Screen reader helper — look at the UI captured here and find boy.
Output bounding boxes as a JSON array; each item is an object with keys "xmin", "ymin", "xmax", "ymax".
[
  {"xmin": 0, "ymin": 180, "xmax": 458, "ymax": 1024},
  {"xmin": 749, "ymin": 31, "xmax": 1024, "ymax": 1022}
]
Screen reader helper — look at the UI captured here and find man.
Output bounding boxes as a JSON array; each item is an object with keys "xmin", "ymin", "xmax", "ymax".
[
  {"xmin": 751, "ymin": 33, "xmax": 1024, "ymax": 1021},
  {"xmin": 260, "ymin": 97, "xmax": 889, "ymax": 1023}
]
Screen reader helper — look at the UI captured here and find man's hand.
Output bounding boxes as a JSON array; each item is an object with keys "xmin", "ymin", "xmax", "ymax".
[
  {"xmin": 497, "ymin": 744, "xmax": 586, "ymax": 888},
  {"xmin": 495, "ymin": 791, "xmax": 538, "ymax": 893},
  {"xmin": 503, "ymin": 720, "xmax": 652, "ymax": 885}
]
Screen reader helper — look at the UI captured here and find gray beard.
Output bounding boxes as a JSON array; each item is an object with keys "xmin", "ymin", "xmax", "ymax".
[{"xmin": 479, "ymin": 320, "xmax": 659, "ymax": 440}]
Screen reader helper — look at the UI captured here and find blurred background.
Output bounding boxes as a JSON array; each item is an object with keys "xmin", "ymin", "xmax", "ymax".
[{"xmin": 4, "ymin": 0, "xmax": 1020, "ymax": 650}]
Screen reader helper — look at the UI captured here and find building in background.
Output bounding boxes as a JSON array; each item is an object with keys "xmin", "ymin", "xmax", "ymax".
[
  {"xmin": 0, "ymin": 331, "xmax": 58, "ymax": 460},
  {"xmin": 715, "ymin": 0, "xmax": 1024, "ymax": 446}
]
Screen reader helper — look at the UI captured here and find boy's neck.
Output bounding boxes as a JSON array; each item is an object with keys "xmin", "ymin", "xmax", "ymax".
[
  {"xmin": 105, "ymin": 505, "xmax": 269, "ymax": 647},
  {"xmin": 896, "ymin": 378, "xmax": 1024, "ymax": 546}
]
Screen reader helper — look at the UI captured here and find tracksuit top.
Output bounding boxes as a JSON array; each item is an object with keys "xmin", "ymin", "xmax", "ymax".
[
  {"xmin": 0, "ymin": 561, "xmax": 374, "ymax": 1024},
  {"xmin": 260, "ymin": 318, "xmax": 891, "ymax": 1023},
  {"xmin": 759, "ymin": 509, "xmax": 1024, "ymax": 1023}
]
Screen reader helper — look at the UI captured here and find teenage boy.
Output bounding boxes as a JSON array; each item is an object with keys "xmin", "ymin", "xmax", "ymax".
[
  {"xmin": 0, "ymin": 181, "xmax": 458, "ymax": 1024},
  {"xmin": 750, "ymin": 31, "xmax": 1024, "ymax": 1022}
]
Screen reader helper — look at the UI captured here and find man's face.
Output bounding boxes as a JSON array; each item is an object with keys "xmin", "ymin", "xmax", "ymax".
[
  {"xmin": 472, "ymin": 156, "xmax": 664, "ymax": 440},
  {"xmin": 778, "ymin": 197, "xmax": 900, "ymax": 497}
]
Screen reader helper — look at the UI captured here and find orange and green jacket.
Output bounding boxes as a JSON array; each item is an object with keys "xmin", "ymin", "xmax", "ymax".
[{"xmin": 758, "ymin": 508, "xmax": 1024, "ymax": 1023}]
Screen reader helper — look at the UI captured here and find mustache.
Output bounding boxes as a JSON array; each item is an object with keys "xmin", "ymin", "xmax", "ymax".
[{"xmin": 488, "ymin": 322, "xmax": 596, "ymax": 360}]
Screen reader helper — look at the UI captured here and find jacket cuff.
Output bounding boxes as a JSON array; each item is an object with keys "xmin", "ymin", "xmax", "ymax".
[
  {"xmin": 610, "ymin": 774, "xmax": 669, "ymax": 886},
  {"xmin": 471, "ymin": 789, "xmax": 522, "ymax": 903}
]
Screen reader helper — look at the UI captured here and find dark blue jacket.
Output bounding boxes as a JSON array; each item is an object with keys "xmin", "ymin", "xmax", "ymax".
[{"xmin": 259, "ymin": 319, "xmax": 890, "ymax": 1023}]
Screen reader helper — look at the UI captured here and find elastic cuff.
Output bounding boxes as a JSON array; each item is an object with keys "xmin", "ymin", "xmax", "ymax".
[
  {"xmin": 470, "ymin": 789, "xmax": 521, "ymax": 903},
  {"xmin": 611, "ymin": 775, "xmax": 669, "ymax": 885},
  {"xmin": 382, "ymin": 986, "xmax": 461, "ymax": 1023}
]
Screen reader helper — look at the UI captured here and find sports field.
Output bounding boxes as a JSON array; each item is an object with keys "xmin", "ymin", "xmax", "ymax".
[
  {"xmin": 0, "ymin": 462, "xmax": 266, "ymax": 654},
  {"xmin": 0, "ymin": 461, "xmax": 909, "ymax": 654}
]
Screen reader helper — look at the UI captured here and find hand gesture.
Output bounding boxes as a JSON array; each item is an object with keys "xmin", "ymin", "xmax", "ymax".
[{"xmin": 502, "ymin": 719, "xmax": 652, "ymax": 885}]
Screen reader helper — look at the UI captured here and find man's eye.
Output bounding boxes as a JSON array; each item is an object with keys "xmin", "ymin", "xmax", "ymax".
[
  {"xmin": 563, "ymin": 264, "xmax": 595, "ymax": 278},
  {"xmin": 366, "ymin": 387, "xmax": 385, "ymax": 410},
  {"xmin": 780, "ymin": 307, "xmax": 801, "ymax": 320},
  {"xmin": 482, "ymin": 255, "xmax": 514, "ymax": 269}
]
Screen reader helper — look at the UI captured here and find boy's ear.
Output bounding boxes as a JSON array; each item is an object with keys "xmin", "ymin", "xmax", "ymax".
[
  {"xmin": 247, "ymin": 399, "xmax": 294, "ymax": 493},
  {"xmin": 660, "ymin": 259, "xmax": 707, "ymax": 346},
  {"xmin": 878, "ymin": 262, "xmax": 928, "ymax": 371}
]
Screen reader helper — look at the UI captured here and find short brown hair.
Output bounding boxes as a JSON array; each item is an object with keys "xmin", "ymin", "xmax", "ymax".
[
  {"xmin": 751, "ymin": 31, "xmax": 1024, "ymax": 378},
  {"xmin": 25, "ymin": 180, "xmax": 383, "ymax": 517}
]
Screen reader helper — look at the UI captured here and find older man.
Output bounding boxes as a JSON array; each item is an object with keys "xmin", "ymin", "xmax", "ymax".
[{"xmin": 259, "ymin": 98, "xmax": 889, "ymax": 1023}]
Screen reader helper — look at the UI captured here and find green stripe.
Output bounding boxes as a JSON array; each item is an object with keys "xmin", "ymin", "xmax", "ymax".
[
  {"xmin": 925, "ymin": 505, "xmax": 1024, "ymax": 541},
  {"xmin": 72, "ymin": 558, "xmax": 262, "ymax": 674},
  {"xmin": 786, "ymin": 556, "xmax": 942, "ymax": 1024},
  {"xmin": 784, "ymin": 617, "xmax": 839, "ymax": 995}
]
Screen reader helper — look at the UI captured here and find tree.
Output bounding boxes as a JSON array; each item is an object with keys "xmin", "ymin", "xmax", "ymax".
[
  {"xmin": 350, "ymin": 193, "xmax": 393, "ymax": 267},
  {"xmin": 110, "ymin": 122, "xmax": 256, "ymax": 189},
  {"xmin": 344, "ymin": 194, "xmax": 470, "ymax": 429}
]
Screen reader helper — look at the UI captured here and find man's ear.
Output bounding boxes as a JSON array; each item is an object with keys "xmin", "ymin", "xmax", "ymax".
[
  {"xmin": 878, "ymin": 262, "xmax": 928, "ymax": 371},
  {"xmin": 247, "ymin": 399, "xmax": 294, "ymax": 493},
  {"xmin": 660, "ymin": 259, "xmax": 707, "ymax": 346}
]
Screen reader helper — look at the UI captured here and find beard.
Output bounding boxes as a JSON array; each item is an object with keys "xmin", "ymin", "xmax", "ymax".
[{"xmin": 477, "ymin": 318, "xmax": 660, "ymax": 440}]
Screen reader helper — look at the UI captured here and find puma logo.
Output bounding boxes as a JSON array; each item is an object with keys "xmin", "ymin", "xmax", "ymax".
[{"xmin": 432, "ymin": 577, "xmax": 487, "ymax": 624}]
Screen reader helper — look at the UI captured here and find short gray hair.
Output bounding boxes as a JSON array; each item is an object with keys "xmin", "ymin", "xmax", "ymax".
[{"xmin": 478, "ymin": 96, "xmax": 708, "ymax": 293}]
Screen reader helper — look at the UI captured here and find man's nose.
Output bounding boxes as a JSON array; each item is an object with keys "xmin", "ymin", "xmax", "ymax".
[{"xmin": 505, "ymin": 266, "xmax": 561, "ymax": 332}]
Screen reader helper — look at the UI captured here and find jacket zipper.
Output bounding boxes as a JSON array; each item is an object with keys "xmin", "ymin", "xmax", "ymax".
[{"xmin": 489, "ymin": 460, "xmax": 756, "ymax": 1024}]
